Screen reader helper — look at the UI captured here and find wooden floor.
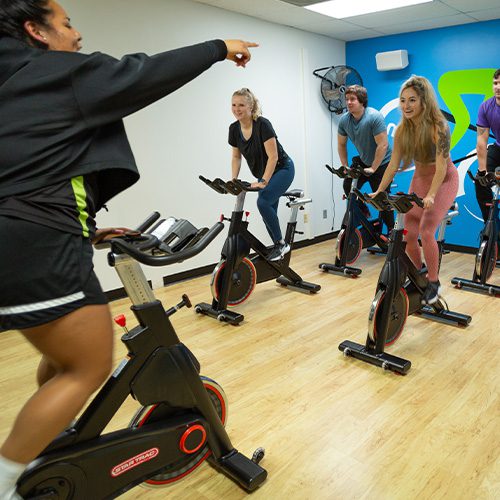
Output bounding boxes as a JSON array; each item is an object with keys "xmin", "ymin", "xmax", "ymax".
[{"xmin": 0, "ymin": 241, "xmax": 498, "ymax": 499}]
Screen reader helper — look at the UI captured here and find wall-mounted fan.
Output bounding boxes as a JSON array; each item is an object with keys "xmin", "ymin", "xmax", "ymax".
[{"xmin": 313, "ymin": 65, "xmax": 363, "ymax": 114}]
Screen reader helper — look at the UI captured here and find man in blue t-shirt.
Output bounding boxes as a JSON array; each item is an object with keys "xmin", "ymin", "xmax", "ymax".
[
  {"xmin": 475, "ymin": 68, "xmax": 500, "ymax": 222},
  {"xmin": 337, "ymin": 85, "xmax": 394, "ymax": 232}
]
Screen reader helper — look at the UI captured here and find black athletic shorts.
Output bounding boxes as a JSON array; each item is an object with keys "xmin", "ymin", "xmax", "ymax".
[{"xmin": 0, "ymin": 216, "xmax": 108, "ymax": 332}]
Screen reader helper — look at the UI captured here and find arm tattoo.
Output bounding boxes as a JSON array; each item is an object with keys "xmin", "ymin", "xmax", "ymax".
[
  {"xmin": 436, "ymin": 124, "xmax": 450, "ymax": 159},
  {"xmin": 477, "ymin": 126, "xmax": 488, "ymax": 136}
]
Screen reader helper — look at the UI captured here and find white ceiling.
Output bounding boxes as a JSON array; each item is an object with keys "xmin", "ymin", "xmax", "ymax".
[{"xmin": 192, "ymin": 0, "xmax": 500, "ymax": 41}]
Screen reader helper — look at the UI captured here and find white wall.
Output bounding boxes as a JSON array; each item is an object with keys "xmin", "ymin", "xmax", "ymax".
[{"xmin": 63, "ymin": 0, "xmax": 345, "ymax": 291}]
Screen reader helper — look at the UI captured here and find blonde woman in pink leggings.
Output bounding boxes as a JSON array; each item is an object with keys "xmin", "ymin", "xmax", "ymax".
[{"xmin": 371, "ymin": 75, "xmax": 459, "ymax": 304}]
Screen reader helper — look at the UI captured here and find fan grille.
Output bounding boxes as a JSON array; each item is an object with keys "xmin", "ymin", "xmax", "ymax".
[{"xmin": 319, "ymin": 66, "xmax": 363, "ymax": 114}]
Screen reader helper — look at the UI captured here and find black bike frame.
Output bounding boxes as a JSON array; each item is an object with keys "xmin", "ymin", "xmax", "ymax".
[
  {"xmin": 196, "ymin": 177, "xmax": 320, "ymax": 325},
  {"xmin": 17, "ymin": 222, "xmax": 266, "ymax": 499},
  {"xmin": 452, "ymin": 172, "xmax": 500, "ymax": 295},
  {"xmin": 339, "ymin": 191, "xmax": 470, "ymax": 375},
  {"xmin": 214, "ymin": 189, "xmax": 303, "ymax": 310},
  {"xmin": 320, "ymin": 165, "xmax": 388, "ymax": 277}
]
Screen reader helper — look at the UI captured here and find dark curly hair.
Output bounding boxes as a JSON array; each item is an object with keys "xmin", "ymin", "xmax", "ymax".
[
  {"xmin": 494, "ymin": 68, "xmax": 500, "ymax": 80},
  {"xmin": 0, "ymin": 0, "xmax": 51, "ymax": 48}
]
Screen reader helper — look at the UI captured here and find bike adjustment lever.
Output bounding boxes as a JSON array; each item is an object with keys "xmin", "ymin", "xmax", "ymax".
[{"xmin": 166, "ymin": 294, "xmax": 192, "ymax": 317}]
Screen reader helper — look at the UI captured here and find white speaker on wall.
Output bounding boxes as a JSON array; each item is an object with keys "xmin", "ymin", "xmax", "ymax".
[{"xmin": 375, "ymin": 50, "xmax": 409, "ymax": 71}]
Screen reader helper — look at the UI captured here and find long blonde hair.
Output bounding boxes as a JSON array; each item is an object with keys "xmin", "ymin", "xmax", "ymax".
[
  {"xmin": 232, "ymin": 88, "xmax": 262, "ymax": 121},
  {"xmin": 395, "ymin": 75, "xmax": 448, "ymax": 166}
]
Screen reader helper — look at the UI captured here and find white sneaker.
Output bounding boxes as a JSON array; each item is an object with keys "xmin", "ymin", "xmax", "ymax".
[
  {"xmin": 421, "ymin": 280, "xmax": 441, "ymax": 305},
  {"xmin": 268, "ymin": 243, "xmax": 291, "ymax": 262}
]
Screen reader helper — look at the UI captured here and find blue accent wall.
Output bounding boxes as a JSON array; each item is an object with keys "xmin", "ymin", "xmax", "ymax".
[{"xmin": 346, "ymin": 19, "xmax": 500, "ymax": 247}]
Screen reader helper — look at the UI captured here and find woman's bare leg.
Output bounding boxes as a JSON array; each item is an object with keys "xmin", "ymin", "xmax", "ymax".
[
  {"xmin": 36, "ymin": 356, "xmax": 59, "ymax": 387},
  {"xmin": 0, "ymin": 304, "xmax": 114, "ymax": 464}
]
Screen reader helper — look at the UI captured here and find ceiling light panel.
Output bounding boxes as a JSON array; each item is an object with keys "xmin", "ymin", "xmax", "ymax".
[{"xmin": 305, "ymin": 0, "xmax": 434, "ymax": 19}]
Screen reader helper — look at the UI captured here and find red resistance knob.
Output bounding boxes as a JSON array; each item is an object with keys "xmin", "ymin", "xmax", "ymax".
[{"xmin": 114, "ymin": 314, "xmax": 127, "ymax": 328}]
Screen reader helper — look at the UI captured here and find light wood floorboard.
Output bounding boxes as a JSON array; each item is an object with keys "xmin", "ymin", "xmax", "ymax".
[{"xmin": 0, "ymin": 241, "xmax": 498, "ymax": 499}]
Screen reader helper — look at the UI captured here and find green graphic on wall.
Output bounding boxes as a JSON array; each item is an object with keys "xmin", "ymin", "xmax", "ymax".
[{"xmin": 438, "ymin": 69, "xmax": 495, "ymax": 149}]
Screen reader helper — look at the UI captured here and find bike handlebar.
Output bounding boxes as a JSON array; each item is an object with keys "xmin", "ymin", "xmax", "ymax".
[
  {"xmin": 135, "ymin": 212, "xmax": 161, "ymax": 233},
  {"xmin": 199, "ymin": 175, "xmax": 263, "ymax": 195},
  {"xmin": 467, "ymin": 167, "xmax": 500, "ymax": 187},
  {"xmin": 353, "ymin": 188, "xmax": 424, "ymax": 213},
  {"xmin": 105, "ymin": 220, "xmax": 224, "ymax": 267},
  {"xmin": 231, "ymin": 178, "xmax": 261, "ymax": 192},
  {"xmin": 199, "ymin": 175, "xmax": 227, "ymax": 194},
  {"xmin": 325, "ymin": 164, "xmax": 365, "ymax": 179}
]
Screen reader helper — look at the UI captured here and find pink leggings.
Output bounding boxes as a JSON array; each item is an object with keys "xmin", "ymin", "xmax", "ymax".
[{"xmin": 404, "ymin": 163, "xmax": 459, "ymax": 281}]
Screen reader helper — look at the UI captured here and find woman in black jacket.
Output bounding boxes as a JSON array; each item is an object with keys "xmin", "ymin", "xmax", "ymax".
[{"xmin": 0, "ymin": 1, "xmax": 257, "ymax": 497}]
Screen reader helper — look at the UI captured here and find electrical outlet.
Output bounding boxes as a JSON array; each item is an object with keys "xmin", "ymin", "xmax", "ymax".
[
  {"xmin": 323, "ymin": 209, "xmax": 328, "ymax": 219},
  {"xmin": 304, "ymin": 213, "xmax": 309, "ymax": 223}
]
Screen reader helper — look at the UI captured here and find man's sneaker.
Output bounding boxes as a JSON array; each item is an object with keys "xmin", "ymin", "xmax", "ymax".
[
  {"xmin": 268, "ymin": 242, "xmax": 291, "ymax": 262},
  {"xmin": 421, "ymin": 280, "xmax": 441, "ymax": 305}
]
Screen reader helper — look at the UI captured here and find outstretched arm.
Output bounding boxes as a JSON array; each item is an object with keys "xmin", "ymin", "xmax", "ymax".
[
  {"xmin": 71, "ymin": 39, "xmax": 258, "ymax": 128},
  {"xmin": 224, "ymin": 40, "xmax": 259, "ymax": 67}
]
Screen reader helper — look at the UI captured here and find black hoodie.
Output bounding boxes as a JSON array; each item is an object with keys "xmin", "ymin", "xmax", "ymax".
[{"xmin": 0, "ymin": 37, "xmax": 227, "ymax": 219}]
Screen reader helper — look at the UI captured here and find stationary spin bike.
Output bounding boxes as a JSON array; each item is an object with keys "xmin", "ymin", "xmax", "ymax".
[
  {"xmin": 195, "ymin": 176, "xmax": 321, "ymax": 325},
  {"xmin": 339, "ymin": 190, "xmax": 471, "ymax": 375},
  {"xmin": 17, "ymin": 212, "xmax": 267, "ymax": 499},
  {"xmin": 452, "ymin": 167, "xmax": 500, "ymax": 296},
  {"xmin": 319, "ymin": 164, "xmax": 389, "ymax": 277}
]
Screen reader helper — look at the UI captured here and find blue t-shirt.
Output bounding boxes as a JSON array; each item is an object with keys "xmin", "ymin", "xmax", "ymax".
[
  {"xmin": 338, "ymin": 107, "xmax": 392, "ymax": 166},
  {"xmin": 477, "ymin": 96, "xmax": 500, "ymax": 146}
]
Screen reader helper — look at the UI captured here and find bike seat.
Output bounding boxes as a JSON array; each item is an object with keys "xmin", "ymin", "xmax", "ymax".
[{"xmin": 284, "ymin": 189, "xmax": 304, "ymax": 200}]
